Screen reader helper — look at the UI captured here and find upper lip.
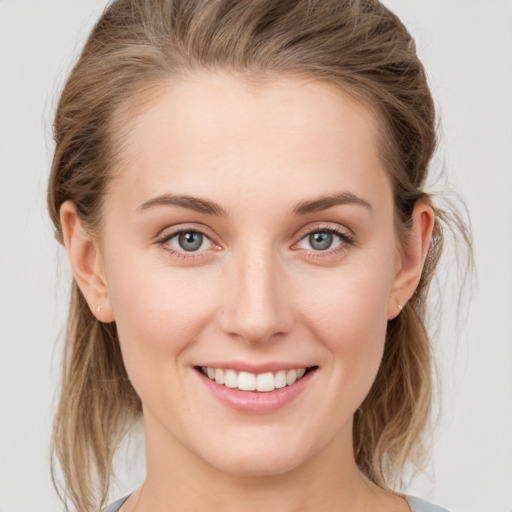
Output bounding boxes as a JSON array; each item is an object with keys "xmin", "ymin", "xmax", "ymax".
[{"xmin": 196, "ymin": 361, "xmax": 315, "ymax": 373}]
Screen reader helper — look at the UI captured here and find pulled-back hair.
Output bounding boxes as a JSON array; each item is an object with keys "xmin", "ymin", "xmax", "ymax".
[{"xmin": 48, "ymin": 1, "xmax": 469, "ymax": 510}]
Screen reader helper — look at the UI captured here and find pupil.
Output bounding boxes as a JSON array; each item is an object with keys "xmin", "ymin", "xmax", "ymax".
[
  {"xmin": 309, "ymin": 232, "xmax": 332, "ymax": 251},
  {"xmin": 178, "ymin": 232, "xmax": 203, "ymax": 251}
]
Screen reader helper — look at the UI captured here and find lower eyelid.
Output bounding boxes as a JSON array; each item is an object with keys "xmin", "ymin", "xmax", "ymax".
[{"xmin": 159, "ymin": 241, "xmax": 214, "ymax": 261}]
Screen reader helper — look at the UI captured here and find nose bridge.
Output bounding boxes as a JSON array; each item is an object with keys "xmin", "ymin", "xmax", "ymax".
[{"xmin": 220, "ymin": 243, "xmax": 293, "ymax": 343}]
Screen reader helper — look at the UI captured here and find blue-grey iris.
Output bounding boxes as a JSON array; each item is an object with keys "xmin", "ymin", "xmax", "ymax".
[
  {"xmin": 309, "ymin": 232, "xmax": 332, "ymax": 250},
  {"xmin": 178, "ymin": 232, "xmax": 203, "ymax": 251}
]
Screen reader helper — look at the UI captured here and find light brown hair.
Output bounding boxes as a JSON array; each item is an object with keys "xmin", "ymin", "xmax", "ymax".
[{"xmin": 48, "ymin": 1, "xmax": 470, "ymax": 511}]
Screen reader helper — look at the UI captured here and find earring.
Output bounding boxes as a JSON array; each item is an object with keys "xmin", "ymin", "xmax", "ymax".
[
  {"xmin": 96, "ymin": 305, "xmax": 101, "ymax": 314},
  {"xmin": 397, "ymin": 304, "xmax": 403, "ymax": 312}
]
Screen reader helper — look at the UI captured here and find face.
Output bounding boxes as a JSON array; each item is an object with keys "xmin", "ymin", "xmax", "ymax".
[{"xmin": 96, "ymin": 72, "xmax": 403, "ymax": 476}]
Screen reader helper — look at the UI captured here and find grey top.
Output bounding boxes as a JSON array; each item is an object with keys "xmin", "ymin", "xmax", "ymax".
[
  {"xmin": 408, "ymin": 496, "xmax": 450, "ymax": 512},
  {"xmin": 104, "ymin": 495, "xmax": 449, "ymax": 512}
]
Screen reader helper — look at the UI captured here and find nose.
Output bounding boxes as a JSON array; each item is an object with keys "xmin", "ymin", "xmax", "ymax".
[{"xmin": 218, "ymin": 247, "xmax": 294, "ymax": 344}]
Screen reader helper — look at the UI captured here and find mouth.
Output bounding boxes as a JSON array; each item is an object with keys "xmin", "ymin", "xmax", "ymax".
[
  {"xmin": 195, "ymin": 365, "xmax": 318, "ymax": 392},
  {"xmin": 194, "ymin": 364, "xmax": 318, "ymax": 413}
]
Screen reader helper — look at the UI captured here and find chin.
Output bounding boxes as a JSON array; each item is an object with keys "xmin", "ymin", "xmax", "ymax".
[
  {"xmin": 210, "ymin": 451, "xmax": 305, "ymax": 478},
  {"xmin": 195, "ymin": 430, "xmax": 315, "ymax": 478}
]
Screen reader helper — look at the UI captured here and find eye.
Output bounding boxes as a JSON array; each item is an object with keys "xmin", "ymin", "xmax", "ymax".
[
  {"xmin": 163, "ymin": 230, "xmax": 214, "ymax": 253},
  {"xmin": 295, "ymin": 228, "xmax": 352, "ymax": 252}
]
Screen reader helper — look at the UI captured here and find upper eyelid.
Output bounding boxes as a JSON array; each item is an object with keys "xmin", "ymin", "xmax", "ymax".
[
  {"xmin": 294, "ymin": 222, "xmax": 354, "ymax": 240},
  {"xmin": 296, "ymin": 228, "xmax": 351, "ymax": 245},
  {"xmin": 157, "ymin": 224, "xmax": 215, "ymax": 241}
]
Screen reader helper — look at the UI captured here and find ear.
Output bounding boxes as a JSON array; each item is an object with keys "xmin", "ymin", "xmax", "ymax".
[
  {"xmin": 60, "ymin": 201, "xmax": 115, "ymax": 323},
  {"xmin": 387, "ymin": 198, "xmax": 435, "ymax": 319}
]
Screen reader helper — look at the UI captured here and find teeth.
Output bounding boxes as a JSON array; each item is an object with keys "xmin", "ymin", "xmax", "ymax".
[
  {"xmin": 201, "ymin": 366, "xmax": 309, "ymax": 392},
  {"xmin": 214, "ymin": 368, "xmax": 225, "ymax": 385},
  {"xmin": 238, "ymin": 371, "xmax": 256, "ymax": 391},
  {"xmin": 275, "ymin": 370, "xmax": 287, "ymax": 389},
  {"xmin": 256, "ymin": 372, "xmax": 275, "ymax": 392},
  {"xmin": 224, "ymin": 369, "xmax": 238, "ymax": 388},
  {"xmin": 286, "ymin": 369, "xmax": 297, "ymax": 386}
]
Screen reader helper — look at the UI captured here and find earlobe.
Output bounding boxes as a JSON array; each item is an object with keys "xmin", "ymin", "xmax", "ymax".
[
  {"xmin": 60, "ymin": 201, "xmax": 115, "ymax": 323},
  {"xmin": 388, "ymin": 199, "xmax": 435, "ymax": 319}
]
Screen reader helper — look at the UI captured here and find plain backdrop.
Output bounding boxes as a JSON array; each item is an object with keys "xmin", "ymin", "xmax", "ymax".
[{"xmin": 1, "ymin": 1, "xmax": 511, "ymax": 511}]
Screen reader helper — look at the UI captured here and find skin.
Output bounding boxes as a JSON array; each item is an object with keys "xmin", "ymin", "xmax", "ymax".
[{"xmin": 61, "ymin": 72, "xmax": 434, "ymax": 512}]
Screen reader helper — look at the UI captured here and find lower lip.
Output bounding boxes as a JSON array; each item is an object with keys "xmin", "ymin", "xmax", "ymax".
[{"xmin": 196, "ymin": 368, "xmax": 316, "ymax": 414}]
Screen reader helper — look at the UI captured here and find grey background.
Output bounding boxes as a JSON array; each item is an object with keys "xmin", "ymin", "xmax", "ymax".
[{"xmin": 1, "ymin": 1, "xmax": 511, "ymax": 511}]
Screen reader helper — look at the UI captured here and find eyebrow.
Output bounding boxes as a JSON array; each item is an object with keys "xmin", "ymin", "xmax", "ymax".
[
  {"xmin": 137, "ymin": 194, "xmax": 227, "ymax": 215},
  {"xmin": 292, "ymin": 192, "xmax": 373, "ymax": 215},
  {"xmin": 137, "ymin": 191, "xmax": 372, "ymax": 216}
]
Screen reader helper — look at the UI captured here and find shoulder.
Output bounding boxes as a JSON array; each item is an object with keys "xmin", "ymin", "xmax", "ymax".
[
  {"xmin": 102, "ymin": 496, "xmax": 129, "ymax": 512},
  {"xmin": 407, "ymin": 495, "xmax": 450, "ymax": 512}
]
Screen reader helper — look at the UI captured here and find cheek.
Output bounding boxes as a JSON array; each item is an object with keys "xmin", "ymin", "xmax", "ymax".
[
  {"xmin": 299, "ymin": 261, "xmax": 393, "ymax": 394},
  {"xmin": 302, "ymin": 260, "xmax": 391, "ymax": 338},
  {"xmin": 105, "ymin": 260, "xmax": 217, "ymax": 388}
]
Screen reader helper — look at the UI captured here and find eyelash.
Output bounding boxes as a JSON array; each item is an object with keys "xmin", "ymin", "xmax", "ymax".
[
  {"xmin": 157, "ymin": 227, "xmax": 218, "ymax": 260},
  {"xmin": 293, "ymin": 226, "xmax": 355, "ymax": 257},
  {"xmin": 157, "ymin": 225, "xmax": 355, "ymax": 260}
]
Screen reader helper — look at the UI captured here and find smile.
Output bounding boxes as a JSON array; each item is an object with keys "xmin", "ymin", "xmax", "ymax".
[
  {"xmin": 196, "ymin": 364, "xmax": 318, "ymax": 413},
  {"xmin": 200, "ymin": 366, "xmax": 308, "ymax": 392}
]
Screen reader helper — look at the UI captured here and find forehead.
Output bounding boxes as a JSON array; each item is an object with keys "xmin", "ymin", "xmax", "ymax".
[{"xmin": 108, "ymin": 72, "xmax": 391, "ymax": 212}]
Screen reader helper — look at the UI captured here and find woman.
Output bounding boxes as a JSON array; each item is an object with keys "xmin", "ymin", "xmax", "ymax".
[{"xmin": 48, "ymin": 1, "xmax": 469, "ymax": 511}]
